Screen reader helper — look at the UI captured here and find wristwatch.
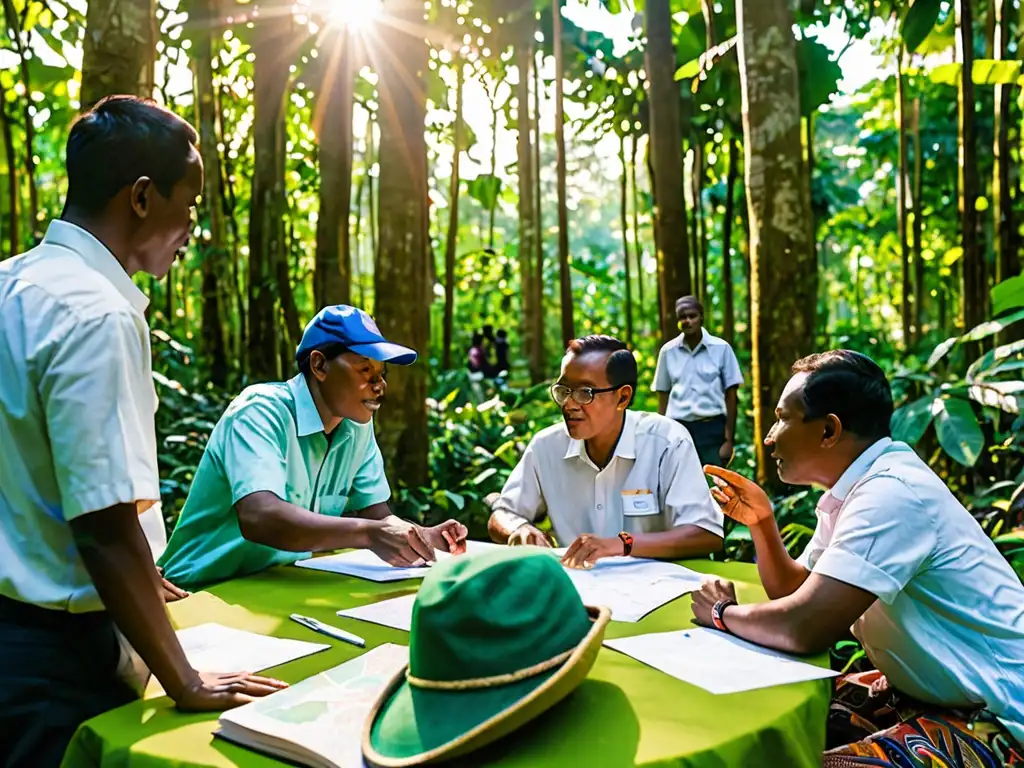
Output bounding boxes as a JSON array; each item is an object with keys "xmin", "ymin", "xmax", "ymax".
[
  {"xmin": 711, "ymin": 599, "xmax": 737, "ymax": 632},
  {"xmin": 618, "ymin": 531, "xmax": 634, "ymax": 556}
]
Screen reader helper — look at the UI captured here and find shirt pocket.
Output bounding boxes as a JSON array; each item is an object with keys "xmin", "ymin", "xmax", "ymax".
[
  {"xmin": 314, "ymin": 494, "xmax": 349, "ymax": 517},
  {"xmin": 695, "ymin": 357, "xmax": 720, "ymax": 383}
]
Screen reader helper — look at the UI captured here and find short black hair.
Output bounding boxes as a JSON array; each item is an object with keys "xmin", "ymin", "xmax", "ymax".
[
  {"xmin": 64, "ymin": 95, "xmax": 199, "ymax": 217},
  {"xmin": 675, "ymin": 295, "xmax": 704, "ymax": 316},
  {"xmin": 298, "ymin": 342, "xmax": 349, "ymax": 376},
  {"xmin": 566, "ymin": 335, "xmax": 638, "ymax": 406},
  {"xmin": 791, "ymin": 350, "xmax": 893, "ymax": 441}
]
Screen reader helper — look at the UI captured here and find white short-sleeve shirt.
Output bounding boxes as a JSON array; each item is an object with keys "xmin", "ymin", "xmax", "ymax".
[
  {"xmin": 652, "ymin": 330, "xmax": 743, "ymax": 421},
  {"xmin": 0, "ymin": 221, "xmax": 162, "ymax": 613},
  {"xmin": 799, "ymin": 438, "xmax": 1024, "ymax": 733},
  {"xmin": 492, "ymin": 410, "xmax": 724, "ymax": 545}
]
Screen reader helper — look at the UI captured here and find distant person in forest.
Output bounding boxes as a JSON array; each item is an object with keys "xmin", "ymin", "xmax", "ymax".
[
  {"xmin": 488, "ymin": 335, "xmax": 723, "ymax": 567},
  {"xmin": 0, "ymin": 96, "xmax": 285, "ymax": 768},
  {"xmin": 467, "ymin": 331, "xmax": 486, "ymax": 375},
  {"xmin": 158, "ymin": 305, "xmax": 468, "ymax": 589},
  {"xmin": 653, "ymin": 295, "xmax": 743, "ymax": 467},
  {"xmin": 692, "ymin": 351, "xmax": 1024, "ymax": 766}
]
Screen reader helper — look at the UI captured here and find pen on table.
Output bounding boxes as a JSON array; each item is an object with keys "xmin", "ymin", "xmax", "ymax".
[{"xmin": 289, "ymin": 613, "xmax": 366, "ymax": 648}]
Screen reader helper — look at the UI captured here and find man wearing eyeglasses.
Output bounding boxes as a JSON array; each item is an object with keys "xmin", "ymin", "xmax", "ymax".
[
  {"xmin": 487, "ymin": 335, "xmax": 724, "ymax": 568},
  {"xmin": 157, "ymin": 305, "xmax": 467, "ymax": 589}
]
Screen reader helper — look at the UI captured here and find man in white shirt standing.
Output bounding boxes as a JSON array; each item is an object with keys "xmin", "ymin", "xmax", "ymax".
[
  {"xmin": 691, "ymin": 350, "xmax": 1024, "ymax": 765},
  {"xmin": 0, "ymin": 96, "xmax": 284, "ymax": 768},
  {"xmin": 653, "ymin": 295, "xmax": 743, "ymax": 467},
  {"xmin": 487, "ymin": 335, "xmax": 723, "ymax": 568}
]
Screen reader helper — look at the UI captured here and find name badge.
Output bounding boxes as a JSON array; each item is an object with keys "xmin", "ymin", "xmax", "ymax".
[{"xmin": 622, "ymin": 489, "xmax": 658, "ymax": 516}]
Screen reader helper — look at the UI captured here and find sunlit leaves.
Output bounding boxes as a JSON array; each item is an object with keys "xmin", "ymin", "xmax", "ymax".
[
  {"xmin": 933, "ymin": 396, "xmax": 984, "ymax": 467},
  {"xmin": 900, "ymin": 0, "xmax": 941, "ymax": 53}
]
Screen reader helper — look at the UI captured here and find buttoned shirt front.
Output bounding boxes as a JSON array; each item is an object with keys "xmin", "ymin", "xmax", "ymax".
[
  {"xmin": 493, "ymin": 410, "xmax": 723, "ymax": 545},
  {"xmin": 158, "ymin": 374, "xmax": 392, "ymax": 588},
  {"xmin": 0, "ymin": 221, "xmax": 161, "ymax": 612},
  {"xmin": 798, "ymin": 438, "xmax": 1024, "ymax": 736},
  {"xmin": 652, "ymin": 329, "xmax": 743, "ymax": 421}
]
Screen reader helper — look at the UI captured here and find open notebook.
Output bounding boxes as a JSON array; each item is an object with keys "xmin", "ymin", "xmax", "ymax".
[{"xmin": 217, "ymin": 643, "xmax": 408, "ymax": 768}]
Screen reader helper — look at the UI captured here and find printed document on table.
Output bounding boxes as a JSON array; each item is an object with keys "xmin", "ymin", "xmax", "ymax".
[
  {"xmin": 337, "ymin": 594, "xmax": 416, "ymax": 632},
  {"xmin": 605, "ymin": 628, "xmax": 839, "ymax": 694},
  {"xmin": 295, "ymin": 540, "xmax": 505, "ymax": 582},
  {"xmin": 176, "ymin": 623, "xmax": 329, "ymax": 674},
  {"xmin": 217, "ymin": 643, "xmax": 409, "ymax": 768},
  {"xmin": 561, "ymin": 557, "xmax": 705, "ymax": 622}
]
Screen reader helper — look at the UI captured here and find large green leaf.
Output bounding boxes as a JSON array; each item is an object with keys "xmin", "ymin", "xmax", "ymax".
[
  {"xmin": 901, "ymin": 0, "xmax": 942, "ymax": 53},
  {"xmin": 930, "ymin": 60, "xmax": 1024, "ymax": 87},
  {"xmin": 968, "ymin": 382, "xmax": 1024, "ymax": 415},
  {"xmin": 962, "ymin": 308, "xmax": 1024, "ymax": 342},
  {"xmin": 967, "ymin": 339, "xmax": 1024, "ymax": 382},
  {"xmin": 796, "ymin": 36, "xmax": 842, "ymax": 115},
  {"xmin": 992, "ymin": 275, "xmax": 1024, "ymax": 315},
  {"xmin": 891, "ymin": 395, "xmax": 935, "ymax": 445},
  {"xmin": 926, "ymin": 336, "xmax": 958, "ymax": 369},
  {"xmin": 466, "ymin": 174, "xmax": 501, "ymax": 210},
  {"xmin": 933, "ymin": 397, "xmax": 984, "ymax": 467}
]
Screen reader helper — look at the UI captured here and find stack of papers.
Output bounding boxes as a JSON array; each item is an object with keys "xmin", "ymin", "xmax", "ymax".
[
  {"xmin": 177, "ymin": 623, "xmax": 330, "ymax": 674},
  {"xmin": 217, "ymin": 643, "xmax": 409, "ymax": 768},
  {"xmin": 294, "ymin": 540, "xmax": 504, "ymax": 582},
  {"xmin": 604, "ymin": 628, "xmax": 839, "ymax": 694},
  {"xmin": 336, "ymin": 594, "xmax": 417, "ymax": 632}
]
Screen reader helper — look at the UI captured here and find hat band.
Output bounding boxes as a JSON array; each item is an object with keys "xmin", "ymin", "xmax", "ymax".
[{"xmin": 405, "ymin": 647, "xmax": 574, "ymax": 691}]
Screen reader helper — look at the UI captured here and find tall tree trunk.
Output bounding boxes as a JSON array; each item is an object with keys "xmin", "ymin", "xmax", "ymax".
[
  {"xmin": 647, "ymin": 0, "xmax": 692, "ymax": 342},
  {"xmin": 5, "ymin": 0, "xmax": 39, "ymax": 237},
  {"xmin": 1, "ymin": 93, "xmax": 18, "ymax": 257},
  {"xmin": 630, "ymin": 135, "xmax": 644, "ymax": 323},
  {"xmin": 248, "ymin": 0, "xmax": 293, "ymax": 380},
  {"xmin": 314, "ymin": 30, "xmax": 354, "ymax": 308},
  {"xmin": 897, "ymin": 48, "xmax": 912, "ymax": 348},
  {"xmin": 353, "ymin": 167, "xmax": 367, "ymax": 307},
  {"xmin": 692, "ymin": 143, "xmax": 708, "ymax": 304},
  {"xmin": 531, "ymin": 47, "xmax": 545, "ymax": 382},
  {"xmin": 515, "ymin": 44, "xmax": 536, "ymax": 373},
  {"xmin": 722, "ymin": 137, "xmax": 738, "ymax": 347},
  {"xmin": 193, "ymin": 0, "xmax": 228, "ymax": 386},
  {"xmin": 442, "ymin": 59, "xmax": 464, "ymax": 370},
  {"xmin": 552, "ymin": 0, "xmax": 574, "ymax": 347},
  {"xmin": 367, "ymin": 117, "xmax": 378, "ymax": 311},
  {"xmin": 994, "ymin": 0, "xmax": 1017, "ymax": 285},
  {"xmin": 912, "ymin": 96, "xmax": 925, "ymax": 343},
  {"xmin": 737, "ymin": 0, "xmax": 817, "ymax": 492},
  {"xmin": 957, "ymin": 0, "xmax": 985, "ymax": 332},
  {"xmin": 374, "ymin": 0, "xmax": 429, "ymax": 486},
  {"xmin": 81, "ymin": 0, "xmax": 155, "ymax": 108},
  {"xmin": 620, "ymin": 134, "xmax": 634, "ymax": 346}
]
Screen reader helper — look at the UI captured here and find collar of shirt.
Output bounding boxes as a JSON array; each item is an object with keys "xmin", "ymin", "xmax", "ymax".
[
  {"xmin": 818, "ymin": 437, "xmax": 894, "ymax": 513},
  {"xmin": 43, "ymin": 220, "xmax": 149, "ymax": 314},
  {"xmin": 562, "ymin": 410, "xmax": 638, "ymax": 466},
  {"xmin": 677, "ymin": 328, "xmax": 708, "ymax": 354},
  {"xmin": 287, "ymin": 373, "xmax": 326, "ymax": 437}
]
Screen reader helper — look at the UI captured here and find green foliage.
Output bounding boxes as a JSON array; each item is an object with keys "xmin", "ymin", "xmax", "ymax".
[{"xmin": 900, "ymin": 0, "xmax": 942, "ymax": 53}]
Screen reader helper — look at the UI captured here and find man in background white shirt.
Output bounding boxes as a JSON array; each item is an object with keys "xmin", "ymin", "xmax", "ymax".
[
  {"xmin": 0, "ymin": 96, "xmax": 284, "ymax": 768},
  {"xmin": 691, "ymin": 350, "xmax": 1024, "ymax": 764},
  {"xmin": 488, "ymin": 335, "xmax": 723, "ymax": 568},
  {"xmin": 653, "ymin": 295, "xmax": 743, "ymax": 466}
]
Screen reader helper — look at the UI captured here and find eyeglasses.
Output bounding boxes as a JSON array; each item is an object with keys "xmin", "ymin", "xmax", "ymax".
[{"xmin": 550, "ymin": 383, "xmax": 623, "ymax": 406}]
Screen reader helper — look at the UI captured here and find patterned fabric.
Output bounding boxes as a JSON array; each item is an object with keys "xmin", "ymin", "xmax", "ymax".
[{"xmin": 824, "ymin": 671, "xmax": 1024, "ymax": 768}]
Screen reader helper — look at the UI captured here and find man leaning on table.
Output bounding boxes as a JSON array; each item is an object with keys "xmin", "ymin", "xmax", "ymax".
[
  {"xmin": 691, "ymin": 350, "xmax": 1024, "ymax": 766},
  {"xmin": 158, "ymin": 305, "xmax": 468, "ymax": 589},
  {"xmin": 487, "ymin": 334, "xmax": 724, "ymax": 568},
  {"xmin": 0, "ymin": 96, "xmax": 286, "ymax": 768}
]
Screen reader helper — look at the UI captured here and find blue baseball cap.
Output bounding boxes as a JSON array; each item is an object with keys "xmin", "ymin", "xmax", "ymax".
[{"xmin": 295, "ymin": 305, "xmax": 418, "ymax": 365}]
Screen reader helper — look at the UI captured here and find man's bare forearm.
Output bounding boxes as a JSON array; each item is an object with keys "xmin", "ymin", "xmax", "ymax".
[
  {"xmin": 658, "ymin": 392, "xmax": 669, "ymax": 416},
  {"xmin": 724, "ymin": 387, "xmax": 738, "ymax": 442},
  {"xmin": 749, "ymin": 517, "xmax": 810, "ymax": 599},
  {"xmin": 632, "ymin": 525, "xmax": 723, "ymax": 560},
  {"xmin": 71, "ymin": 503, "xmax": 199, "ymax": 700},
  {"xmin": 236, "ymin": 491, "xmax": 379, "ymax": 552},
  {"xmin": 487, "ymin": 509, "xmax": 530, "ymax": 544}
]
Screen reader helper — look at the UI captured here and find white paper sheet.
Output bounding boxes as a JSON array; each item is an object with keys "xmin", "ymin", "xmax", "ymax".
[
  {"xmin": 336, "ymin": 594, "xmax": 417, "ymax": 632},
  {"xmin": 218, "ymin": 643, "xmax": 409, "ymax": 768},
  {"xmin": 604, "ymin": 628, "xmax": 839, "ymax": 694},
  {"xmin": 176, "ymin": 623, "xmax": 329, "ymax": 674},
  {"xmin": 294, "ymin": 540, "xmax": 505, "ymax": 582},
  {"xmin": 561, "ymin": 557, "xmax": 704, "ymax": 622}
]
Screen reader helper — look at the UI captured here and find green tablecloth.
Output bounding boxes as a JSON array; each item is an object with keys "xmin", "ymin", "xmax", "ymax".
[{"xmin": 63, "ymin": 559, "xmax": 830, "ymax": 768}]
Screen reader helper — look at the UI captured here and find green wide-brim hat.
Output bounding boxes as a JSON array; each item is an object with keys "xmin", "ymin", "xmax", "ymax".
[{"xmin": 362, "ymin": 547, "xmax": 611, "ymax": 767}]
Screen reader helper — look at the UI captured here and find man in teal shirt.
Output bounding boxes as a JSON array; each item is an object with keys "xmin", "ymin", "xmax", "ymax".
[{"xmin": 159, "ymin": 305, "xmax": 467, "ymax": 588}]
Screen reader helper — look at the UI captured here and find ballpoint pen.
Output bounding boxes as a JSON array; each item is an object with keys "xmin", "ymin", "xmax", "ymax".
[{"xmin": 289, "ymin": 613, "xmax": 366, "ymax": 648}]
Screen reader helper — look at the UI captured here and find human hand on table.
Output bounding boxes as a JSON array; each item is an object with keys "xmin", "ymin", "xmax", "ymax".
[
  {"xmin": 174, "ymin": 670, "xmax": 288, "ymax": 712},
  {"xmin": 690, "ymin": 577, "xmax": 738, "ymax": 628},
  {"xmin": 422, "ymin": 519, "xmax": 468, "ymax": 554},
  {"xmin": 155, "ymin": 566, "xmax": 190, "ymax": 603},
  {"xmin": 507, "ymin": 523, "xmax": 552, "ymax": 548},
  {"xmin": 367, "ymin": 516, "xmax": 436, "ymax": 566},
  {"xmin": 704, "ymin": 466, "xmax": 774, "ymax": 527},
  {"xmin": 561, "ymin": 533, "xmax": 622, "ymax": 570}
]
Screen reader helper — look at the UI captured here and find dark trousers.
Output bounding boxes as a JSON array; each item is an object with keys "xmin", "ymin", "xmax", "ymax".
[
  {"xmin": 679, "ymin": 415, "xmax": 727, "ymax": 467},
  {"xmin": 0, "ymin": 595, "xmax": 136, "ymax": 768}
]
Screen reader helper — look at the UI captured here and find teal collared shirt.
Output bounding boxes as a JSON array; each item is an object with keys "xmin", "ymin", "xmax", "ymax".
[{"xmin": 158, "ymin": 374, "xmax": 391, "ymax": 588}]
